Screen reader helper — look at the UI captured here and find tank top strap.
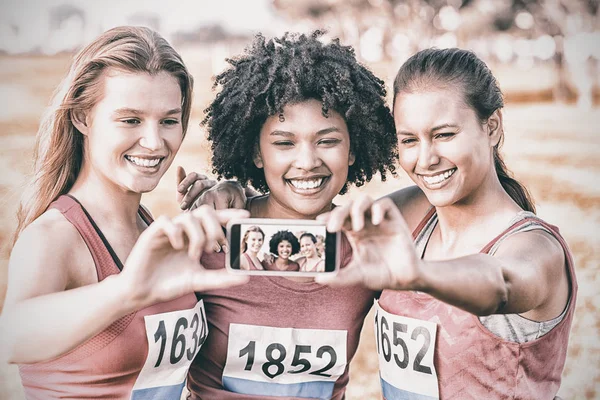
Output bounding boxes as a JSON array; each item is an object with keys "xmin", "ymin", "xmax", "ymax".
[
  {"xmin": 138, "ymin": 204, "xmax": 154, "ymax": 225},
  {"xmin": 479, "ymin": 213, "xmax": 578, "ymax": 318},
  {"xmin": 49, "ymin": 195, "xmax": 120, "ymax": 281},
  {"xmin": 411, "ymin": 206, "xmax": 436, "ymax": 240}
]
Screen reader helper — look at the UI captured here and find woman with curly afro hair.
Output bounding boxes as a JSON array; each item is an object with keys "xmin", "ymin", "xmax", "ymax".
[
  {"xmin": 188, "ymin": 31, "xmax": 397, "ymax": 399},
  {"xmin": 263, "ymin": 230, "xmax": 301, "ymax": 272}
]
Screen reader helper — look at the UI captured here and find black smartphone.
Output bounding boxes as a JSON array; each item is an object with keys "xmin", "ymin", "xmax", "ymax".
[{"xmin": 226, "ymin": 218, "xmax": 340, "ymax": 276}]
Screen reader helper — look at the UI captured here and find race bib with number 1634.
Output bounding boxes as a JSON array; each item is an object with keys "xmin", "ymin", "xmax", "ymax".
[{"xmin": 131, "ymin": 300, "xmax": 207, "ymax": 400}]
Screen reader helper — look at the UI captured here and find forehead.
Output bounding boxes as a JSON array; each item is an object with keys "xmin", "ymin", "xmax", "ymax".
[
  {"xmin": 300, "ymin": 237, "xmax": 313, "ymax": 243},
  {"xmin": 393, "ymin": 87, "xmax": 475, "ymax": 131},
  {"xmin": 260, "ymin": 99, "xmax": 348, "ymax": 136},
  {"xmin": 95, "ymin": 70, "xmax": 182, "ymax": 113}
]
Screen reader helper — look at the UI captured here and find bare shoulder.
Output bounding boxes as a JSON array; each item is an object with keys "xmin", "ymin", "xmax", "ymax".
[
  {"xmin": 495, "ymin": 229, "xmax": 568, "ymax": 296},
  {"xmin": 381, "ymin": 185, "xmax": 431, "ymax": 231},
  {"xmin": 5, "ymin": 209, "xmax": 95, "ymax": 305},
  {"xmin": 494, "ymin": 228, "xmax": 566, "ymax": 275}
]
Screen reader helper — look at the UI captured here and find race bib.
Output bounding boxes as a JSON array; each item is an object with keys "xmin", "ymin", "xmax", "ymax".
[
  {"xmin": 131, "ymin": 300, "xmax": 207, "ymax": 400},
  {"xmin": 374, "ymin": 300, "xmax": 439, "ymax": 400},
  {"xmin": 222, "ymin": 324, "xmax": 347, "ymax": 400}
]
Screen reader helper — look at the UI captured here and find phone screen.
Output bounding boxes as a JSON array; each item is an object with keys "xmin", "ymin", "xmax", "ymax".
[{"xmin": 227, "ymin": 218, "xmax": 339, "ymax": 275}]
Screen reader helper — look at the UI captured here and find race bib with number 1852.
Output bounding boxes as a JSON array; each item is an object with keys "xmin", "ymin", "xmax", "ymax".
[
  {"xmin": 374, "ymin": 300, "xmax": 439, "ymax": 400},
  {"xmin": 131, "ymin": 300, "xmax": 207, "ymax": 400},
  {"xmin": 222, "ymin": 324, "xmax": 347, "ymax": 400}
]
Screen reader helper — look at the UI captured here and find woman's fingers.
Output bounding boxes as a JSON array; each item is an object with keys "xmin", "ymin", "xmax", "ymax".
[
  {"xmin": 350, "ymin": 195, "xmax": 374, "ymax": 231},
  {"xmin": 175, "ymin": 213, "xmax": 206, "ymax": 260},
  {"xmin": 176, "ymin": 168, "xmax": 215, "ymax": 209},
  {"xmin": 153, "ymin": 215, "xmax": 186, "ymax": 250}
]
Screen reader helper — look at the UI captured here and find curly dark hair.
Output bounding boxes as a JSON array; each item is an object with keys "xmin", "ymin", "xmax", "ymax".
[
  {"xmin": 269, "ymin": 230, "xmax": 300, "ymax": 256},
  {"xmin": 203, "ymin": 30, "xmax": 398, "ymax": 194}
]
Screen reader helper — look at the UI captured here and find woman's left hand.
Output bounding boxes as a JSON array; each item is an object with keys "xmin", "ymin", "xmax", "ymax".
[{"xmin": 316, "ymin": 195, "xmax": 422, "ymax": 291}]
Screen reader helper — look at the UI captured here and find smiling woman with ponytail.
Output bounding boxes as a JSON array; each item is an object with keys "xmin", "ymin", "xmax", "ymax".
[{"xmin": 321, "ymin": 47, "xmax": 576, "ymax": 399}]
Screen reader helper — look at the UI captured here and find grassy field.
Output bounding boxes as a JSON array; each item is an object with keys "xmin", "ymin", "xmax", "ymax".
[{"xmin": 0, "ymin": 48, "xmax": 598, "ymax": 399}]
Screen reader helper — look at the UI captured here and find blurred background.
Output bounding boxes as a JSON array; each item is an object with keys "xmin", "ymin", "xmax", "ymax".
[{"xmin": 0, "ymin": 0, "xmax": 598, "ymax": 399}]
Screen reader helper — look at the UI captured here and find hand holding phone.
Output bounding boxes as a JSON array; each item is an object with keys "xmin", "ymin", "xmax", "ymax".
[{"xmin": 226, "ymin": 218, "xmax": 340, "ymax": 276}]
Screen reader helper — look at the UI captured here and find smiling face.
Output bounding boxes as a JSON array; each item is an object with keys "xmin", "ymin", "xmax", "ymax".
[
  {"xmin": 394, "ymin": 87, "xmax": 498, "ymax": 207},
  {"xmin": 277, "ymin": 240, "xmax": 293, "ymax": 260},
  {"xmin": 245, "ymin": 231, "xmax": 264, "ymax": 254},
  {"xmin": 80, "ymin": 70, "xmax": 183, "ymax": 195},
  {"xmin": 300, "ymin": 236, "xmax": 317, "ymax": 258},
  {"xmin": 254, "ymin": 99, "xmax": 355, "ymax": 219}
]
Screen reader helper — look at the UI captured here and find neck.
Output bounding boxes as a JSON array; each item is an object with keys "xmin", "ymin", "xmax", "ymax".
[
  {"xmin": 69, "ymin": 166, "xmax": 142, "ymax": 227},
  {"xmin": 254, "ymin": 195, "xmax": 333, "ymax": 220},
  {"xmin": 434, "ymin": 171, "xmax": 522, "ymax": 245}
]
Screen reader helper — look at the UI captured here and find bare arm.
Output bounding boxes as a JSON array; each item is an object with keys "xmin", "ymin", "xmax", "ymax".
[
  {"xmin": 0, "ymin": 207, "xmax": 250, "ymax": 364},
  {"xmin": 318, "ymin": 195, "xmax": 569, "ymax": 318},
  {"xmin": 0, "ymin": 216, "xmax": 138, "ymax": 363},
  {"xmin": 416, "ymin": 229, "xmax": 567, "ymax": 316}
]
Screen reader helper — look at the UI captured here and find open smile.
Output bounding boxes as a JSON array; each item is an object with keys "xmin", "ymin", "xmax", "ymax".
[
  {"xmin": 285, "ymin": 176, "xmax": 329, "ymax": 194},
  {"xmin": 418, "ymin": 168, "xmax": 457, "ymax": 187},
  {"xmin": 125, "ymin": 155, "xmax": 165, "ymax": 170}
]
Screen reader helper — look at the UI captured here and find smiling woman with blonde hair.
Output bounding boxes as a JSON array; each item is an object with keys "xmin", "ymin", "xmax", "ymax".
[{"xmin": 0, "ymin": 26, "xmax": 248, "ymax": 399}]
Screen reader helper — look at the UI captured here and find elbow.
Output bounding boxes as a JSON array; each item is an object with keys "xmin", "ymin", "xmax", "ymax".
[
  {"xmin": 478, "ymin": 271, "xmax": 509, "ymax": 316},
  {"xmin": 0, "ymin": 321, "xmax": 18, "ymax": 365}
]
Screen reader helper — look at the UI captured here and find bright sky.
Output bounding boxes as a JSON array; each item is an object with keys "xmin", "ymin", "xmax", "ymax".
[{"xmin": 0, "ymin": 0, "xmax": 282, "ymax": 53}]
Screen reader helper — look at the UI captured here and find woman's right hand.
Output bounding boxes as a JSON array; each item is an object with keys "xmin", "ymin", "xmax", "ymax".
[{"xmin": 121, "ymin": 206, "xmax": 250, "ymax": 307}]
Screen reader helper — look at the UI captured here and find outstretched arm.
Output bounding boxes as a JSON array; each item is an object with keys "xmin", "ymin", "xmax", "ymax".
[
  {"xmin": 317, "ymin": 195, "xmax": 568, "ymax": 318},
  {"xmin": 0, "ymin": 207, "xmax": 250, "ymax": 364}
]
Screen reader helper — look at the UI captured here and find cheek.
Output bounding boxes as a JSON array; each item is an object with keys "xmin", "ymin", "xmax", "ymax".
[{"xmin": 398, "ymin": 147, "xmax": 418, "ymax": 171}]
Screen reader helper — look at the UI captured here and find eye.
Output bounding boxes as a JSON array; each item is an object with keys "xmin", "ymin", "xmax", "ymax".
[
  {"xmin": 273, "ymin": 141, "xmax": 294, "ymax": 147},
  {"xmin": 121, "ymin": 118, "xmax": 140, "ymax": 125},
  {"xmin": 435, "ymin": 132, "xmax": 455, "ymax": 140},
  {"xmin": 318, "ymin": 138, "xmax": 341, "ymax": 146},
  {"xmin": 400, "ymin": 137, "xmax": 417, "ymax": 145},
  {"xmin": 162, "ymin": 119, "xmax": 180, "ymax": 126}
]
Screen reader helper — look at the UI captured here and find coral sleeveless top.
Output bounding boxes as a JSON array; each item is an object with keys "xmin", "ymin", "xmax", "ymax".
[
  {"xmin": 375, "ymin": 208, "xmax": 577, "ymax": 400},
  {"xmin": 188, "ymin": 234, "xmax": 377, "ymax": 400},
  {"xmin": 19, "ymin": 195, "xmax": 203, "ymax": 400}
]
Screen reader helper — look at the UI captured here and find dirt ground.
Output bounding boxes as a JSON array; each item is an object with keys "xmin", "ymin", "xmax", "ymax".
[{"xmin": 0, "ymin": 49, "xmax": 598, "ymax": 399}]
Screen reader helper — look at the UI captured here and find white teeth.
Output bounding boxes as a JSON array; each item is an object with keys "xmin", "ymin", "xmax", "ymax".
[
  {"xmin": 289, "ymin": 178, "xmax": 324, "ymax": 190},
  {"xmin": 126, "ymin": 156, "xmax": 162, "ymax": 168},
  {"xmin": 422, "ymin": 169, "xmax": 456, "ymax": 185}
]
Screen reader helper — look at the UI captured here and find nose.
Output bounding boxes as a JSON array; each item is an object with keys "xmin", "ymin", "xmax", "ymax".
[
  {"xmin": 293, "ymin": 143, "xmax": 322, "ymax": 171},
  {"xmin": 416, "ymin": 140, "xmax": 440, "ymax": 171},
  {"xmin": 139, "ymin": 123, "xmax": 164, "ymax": 151}
]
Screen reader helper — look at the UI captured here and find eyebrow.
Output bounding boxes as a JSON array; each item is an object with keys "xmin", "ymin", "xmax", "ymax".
[
  {"xmin": 269, "ymin": 127, "xmax": 341, "ymax": 137},
  {"xmin": 397, "ymin": 123, "xmax": 460, "ymax": 136},
  {"xmin": 112, "ymin": 107, "xmax": 182, "ymax": 116}
]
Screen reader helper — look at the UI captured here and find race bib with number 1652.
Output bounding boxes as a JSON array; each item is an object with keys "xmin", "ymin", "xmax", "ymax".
[{"xmin": 374, "ymin": 300, "xmax": 439, "ymax": 400}]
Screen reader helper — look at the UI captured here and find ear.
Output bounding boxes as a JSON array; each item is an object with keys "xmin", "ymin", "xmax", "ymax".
[
  {"xmin": 486, "ymin": 109, "xmax": 503, "ymax": 147},
  {"xmin": 253, "ymin": 145, "xmax": 263, "ymax": 169},
  {"xmin": 348, "ymin": 151, "xmax": 355, "ymax": 167},
  {"xmin": 71, "ymin": 110, "xmax": 90, "ymax": 136}
]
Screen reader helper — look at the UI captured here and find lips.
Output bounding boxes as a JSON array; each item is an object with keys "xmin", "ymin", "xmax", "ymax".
[
  {"xmin": 285, "ymin": 176, "xmax": 329, "ymax": 194},
  {"xmin": 125, "ymin": 155, "xmax": 165, "ymax": 169},
  {"xmin": 418, "ymin": 168, "xmax": 456, "ymax": 187}
]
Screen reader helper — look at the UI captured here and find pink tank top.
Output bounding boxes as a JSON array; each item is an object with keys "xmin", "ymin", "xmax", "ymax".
[
  {"xmin": 189, "ymin": 234, "xmax": 377, "ymax": 400},
  {"xmin": 377, "ymin": 208, "xmax": 577, "ymax": 400},
  {"xmin": 18, "ymin": 195, "xmax": 199, "ymax": 400}
]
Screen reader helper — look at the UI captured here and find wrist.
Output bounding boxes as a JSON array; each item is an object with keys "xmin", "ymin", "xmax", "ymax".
[{"xmin": 106, "ymin": 273, "xmax": 146, "ymax": 314}]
